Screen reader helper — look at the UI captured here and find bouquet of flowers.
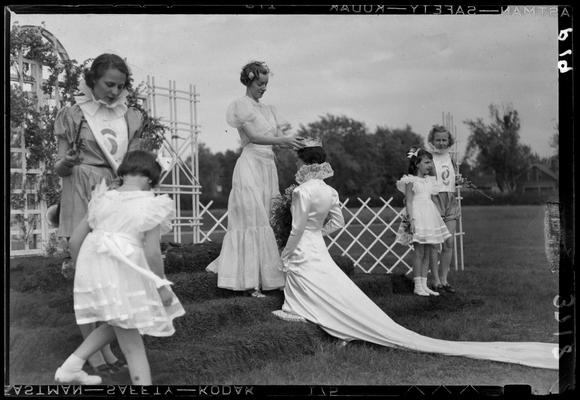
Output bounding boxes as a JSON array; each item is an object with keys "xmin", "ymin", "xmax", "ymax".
[
  {"xmin": 395, "ymin": 210, "xmax": 414, "ymax": 247},
  {"xmin": 270, "ymin": 184, "xmax": 297, "ymax": 250}
]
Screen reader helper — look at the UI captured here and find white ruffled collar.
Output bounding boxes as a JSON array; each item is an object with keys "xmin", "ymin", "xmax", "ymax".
[
  {"xmin": 295, "ymin": 162, "xmax": 334, "ymax": 184},
  {"xmin": 427, "ymin": 142, "xmax": 449, "ymax": 155},
  {"xmin": 74, "ymin": 79, "xmax": 128, "ymax": 117}
]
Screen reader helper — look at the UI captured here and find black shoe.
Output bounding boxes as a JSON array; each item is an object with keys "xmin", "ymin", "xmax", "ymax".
[
  {"xmin": 86, "ymin": 363, "xmax": 114, "ymax": 377},
  {"xmin": 107, "ymin": 360, "xmax": 128, "ymax": 374},
  {"xmin": 441, "ymin": 284, "xmax": 456, "ymax": 293}
]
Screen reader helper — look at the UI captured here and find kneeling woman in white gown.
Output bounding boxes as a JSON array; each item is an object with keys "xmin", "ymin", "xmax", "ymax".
[{"xmin": 273, "ymin": 141, "xmax": 557, "ymax": 370}]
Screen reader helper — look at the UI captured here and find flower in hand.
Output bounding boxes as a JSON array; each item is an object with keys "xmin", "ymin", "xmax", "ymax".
[
  {"xmin": 270, "ymin": 184, "xmax": 297, "ymax": 250},
  {"xmin": 456, "ymin": 174, "xmax": 476, "ymax": 189},
  {"xmin": 63, "ymin": 149, "xmax": 82, "ymax": 165}
]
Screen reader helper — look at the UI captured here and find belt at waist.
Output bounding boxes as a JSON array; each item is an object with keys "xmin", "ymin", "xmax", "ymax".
[{"xmin": 242, "ymin": 144, "xmax": 275, "ymax": 159}]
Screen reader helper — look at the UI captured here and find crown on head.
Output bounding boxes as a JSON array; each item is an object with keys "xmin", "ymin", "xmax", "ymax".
[{"xmin": 301, "ymin": 137, "xmax": 323, "ymax": 148}]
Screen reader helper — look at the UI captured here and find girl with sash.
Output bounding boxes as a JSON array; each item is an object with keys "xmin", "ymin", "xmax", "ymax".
[
  {"xmin": 55, "ymin": 150, "xmax": 185, "ymax": 385},
  {"xmin": 427, "ymin": 125, "xmax": 461, "ymax": 293},
  {"xmin": 53, "ymin": 54, "xmax": 143, "ymax": 375}
]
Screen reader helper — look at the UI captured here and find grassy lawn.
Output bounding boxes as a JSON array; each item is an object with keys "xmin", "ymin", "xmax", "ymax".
[{"xmin": 8, "ymin": 205, "xmax": 559, "ymax": 394}]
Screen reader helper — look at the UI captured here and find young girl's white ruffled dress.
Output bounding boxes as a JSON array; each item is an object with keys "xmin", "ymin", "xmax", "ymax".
[
  {"xmin": 395, "ymin": 175, "xmax": 451, "ymax": 246},
  {"xmin": 73, "ymin": 181, "xmax": 185, "ymax": 337}
]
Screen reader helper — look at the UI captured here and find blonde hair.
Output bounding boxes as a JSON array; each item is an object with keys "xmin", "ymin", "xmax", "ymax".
[{"xmin": 428, "ymin": 125, "xmax": 454, "ymax": 147}]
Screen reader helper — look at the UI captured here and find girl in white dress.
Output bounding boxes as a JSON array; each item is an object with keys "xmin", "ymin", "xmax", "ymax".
[
  {"xmin": 55, "ymin": 53, "xmax": 144, "ymax": 374},
  {"xmin": 55, "ymin": 150, "xmax": 185, "ymax": 385},
  {"xmin": 396, "ymin": 148, "xmax": 451, "ymax": 296},
  {"xmin": 206, "ymin": 61, "xmax": 304, "ymax": 297},
  {"xmin": 273, "ymin": 144, "xmax": 557, "ymax": 370}
]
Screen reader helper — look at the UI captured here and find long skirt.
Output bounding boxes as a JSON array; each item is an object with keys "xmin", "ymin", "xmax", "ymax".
[
  {"xmin": 280, "ymin": 230, "xmax": 558, "ymax": 370},
  {"xmin": 206, "ymin": 144, "xmax": 285, "ymax": 290},
  {"xmin": 58, "ymin": 164, "xmax": 114, "ymax": 238}
]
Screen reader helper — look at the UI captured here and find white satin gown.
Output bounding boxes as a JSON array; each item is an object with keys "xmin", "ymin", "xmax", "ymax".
[{"xmin": 277, "ymin": 177, "xmax": 558, "ymax": 370}]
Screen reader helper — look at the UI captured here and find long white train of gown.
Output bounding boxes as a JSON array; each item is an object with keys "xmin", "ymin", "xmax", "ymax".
[{"xmin": 281, "ymin": 231, "xmax": 558, "ymax": 370}]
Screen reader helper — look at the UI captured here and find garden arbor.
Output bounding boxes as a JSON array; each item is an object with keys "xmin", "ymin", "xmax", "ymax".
[
  {"xmin": 9, "ymin": 24, "xmax": 203, "ymax": 256},
  {"xmin": 9, "ymin": 25, "xmax": 71, "ymax": 255}
]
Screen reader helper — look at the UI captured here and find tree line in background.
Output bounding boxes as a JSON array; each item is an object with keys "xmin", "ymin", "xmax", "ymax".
[
  {"xmin": 462, "ymin": 104, "xmax": 558, "ymax": 194},
  {"xmin": 10, "ymin": 25, "xmax": 558, "ymax": 213},
  {"xmin": 193, "ymin": 114, "xmax": 424, "ymax": 208},
  {"xmin": 180, "ymin": 106, "xmax": 558, "ymax": 209}
]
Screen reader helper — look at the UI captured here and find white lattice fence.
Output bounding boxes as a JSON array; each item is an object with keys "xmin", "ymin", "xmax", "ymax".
[
  {"xmin": 198, "ymin": 196, "xmax": 465, "ymax": 275},
  {"xmin": 326, "ymin": 197, "xmax": 414, "ymax": 274}
]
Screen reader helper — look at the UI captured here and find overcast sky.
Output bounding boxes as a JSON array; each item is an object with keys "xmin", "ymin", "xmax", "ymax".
[{"xmin": 10, "ymin": 11, "xmax": 558, "ymax": 158}]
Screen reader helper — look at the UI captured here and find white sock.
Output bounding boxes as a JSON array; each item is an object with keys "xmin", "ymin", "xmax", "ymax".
[
  {"xmin": 422, "ymin": 277, "xmax": 439, "ymax": 295},
  {"xmin": 413, "ymin": 277, "xmax": 428, "ymax": 295},
  {"xmin": 61, "ymin": 354, "xmax": 85, "ymax": 372}
]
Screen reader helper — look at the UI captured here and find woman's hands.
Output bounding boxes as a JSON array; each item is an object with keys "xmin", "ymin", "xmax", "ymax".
[
  {"xmin": 282, "ymin": 133, "xmax": 305, "ymax": 150},
  {"xmin": 55, "ymin": 149, "xmax": 82, "ymax": 177}
]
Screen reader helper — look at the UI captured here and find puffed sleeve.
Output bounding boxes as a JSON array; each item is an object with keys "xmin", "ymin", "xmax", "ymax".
[
  {"xmin": 140, "ymin": 195, "xmax": 175, "ymax": 235},
  {"xmin": 54, "ymin": 105, "xmax": 80, "ymax": 143},
  {"xmin": 281, "ymin": 186, "xmax": 310, "ymax": 260},
  {"xmin": 225, "ymin": 97, "xmax": 273, "ymax": 136},
  {"xmin": 126, "ymin": 107, "xmax": 144, "ymax": 142},
  {"xmin": 396, "ymin": 175, "xmax": 416, "ymax": 194},
  {"xmin": 322, "ymin": 189, "xmax": 344, "ymax": 236}
]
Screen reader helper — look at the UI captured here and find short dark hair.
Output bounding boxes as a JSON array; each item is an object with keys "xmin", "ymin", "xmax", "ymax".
[
  {"xmin": 240, "ymin": 61, "xmax": 270, "ymax": 87},
  {"xmin": 407, "ymin": 148, "xmax": 433, "ymax": 175},
  {"xmin": 297, "ymin": 146, "xmax": 326, "ymax": 165},
  {"xmin": 428, "ymin": 124, "xmax": 455, "ymax": 147},
  {"xmin": 83, "ymin": 53, "xmax": 132, "ymax": 89},
  {"xmin": 117, "ymin": 150, "xmax": 162, "ymax": 186}
]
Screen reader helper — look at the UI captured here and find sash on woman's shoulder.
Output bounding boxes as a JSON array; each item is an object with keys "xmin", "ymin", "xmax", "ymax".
[{"xmin": 75, "ymin": 80, "xmax": 129, "ymax": 173}]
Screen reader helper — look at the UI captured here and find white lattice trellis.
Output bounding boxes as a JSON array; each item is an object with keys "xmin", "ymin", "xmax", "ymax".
[
  {"xmin": 10, "ymin": 56, "xmax": 58, "ymax": 256},
  {"xmin": 198, "ymin": 195, "xmax": 465, "ymax": 275},
  {"xmin": 143, "ymin": 77, "xmax": 202, "ymax": 243}
]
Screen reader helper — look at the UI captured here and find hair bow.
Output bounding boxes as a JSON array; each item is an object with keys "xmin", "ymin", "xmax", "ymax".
[
  {"xmin": 248, "ymin": 71, "xmax": 255, "ymax": 80},
  {"xmin": 156, "ymin": 154, "xmax": 172, "ymax": 173},
  {"xmin": 407, "ymin": 148, "xmax": 420, "ymax": 159}
]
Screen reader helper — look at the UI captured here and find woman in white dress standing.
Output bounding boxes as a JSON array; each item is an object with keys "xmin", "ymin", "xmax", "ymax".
[
  {"xmin": 273, "ymin": 143, "xmax": 557, "ymax": 370},
  {"xmin": 206, "ymin": 61, "xmax": 304, "ymax": 297}
]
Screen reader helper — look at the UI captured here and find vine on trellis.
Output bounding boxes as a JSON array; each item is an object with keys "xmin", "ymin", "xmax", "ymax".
[{"xmin": 10, "ymin": 24, "xmax": 167, "ymax": 252}]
